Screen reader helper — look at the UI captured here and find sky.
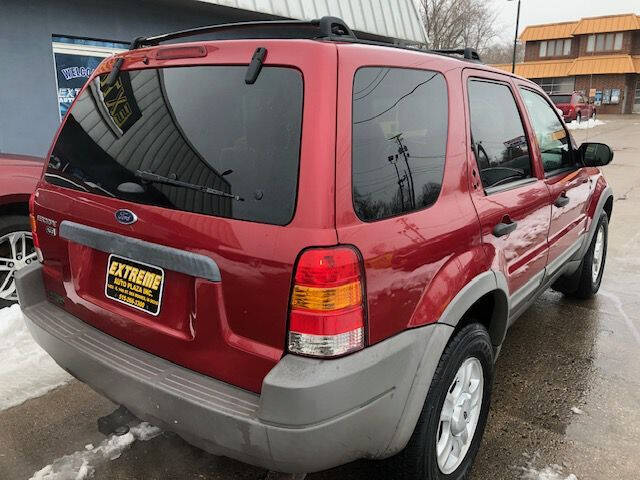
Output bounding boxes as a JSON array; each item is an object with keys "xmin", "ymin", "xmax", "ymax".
[{"xmin": 492, "ymin": 0, "xmax": 640, "ymax": 42}]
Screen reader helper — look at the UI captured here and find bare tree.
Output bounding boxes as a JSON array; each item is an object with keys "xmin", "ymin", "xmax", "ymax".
[
  {"xmin": 480, "ymin": 41, "xmax": 525, "ymax": 65},
  {"xmin": 420, "ymin": 0, "xmax": 499, "ymax": 51}
]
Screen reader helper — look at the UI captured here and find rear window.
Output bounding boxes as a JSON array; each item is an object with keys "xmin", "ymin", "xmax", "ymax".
[
  {"xmin": 47, "ymin": 66, "xmax": 303, "ymax": 225},
  {"xmin": 550, "ymin": 94, "xmax": 572, "ymax": 104},
  {"xmin": 351, "ymin": 67, "xmax": 448, "ymax": 222}
]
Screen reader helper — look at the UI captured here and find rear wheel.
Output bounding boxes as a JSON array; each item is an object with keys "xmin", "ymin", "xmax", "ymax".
[
  {"xmin": 572, "ymin": 212, "xmax": 608, "ymax": 299},
  {"xmin": 386, "ymin": 323, "xmax": 494, "ymax": 480},
  {"xmin": 553, "ymin": 212, "xmax": 608, "ymax": 299},
  {"xmin": 0, "ymin": 215, "xmax": 36, "ymax": 308}
]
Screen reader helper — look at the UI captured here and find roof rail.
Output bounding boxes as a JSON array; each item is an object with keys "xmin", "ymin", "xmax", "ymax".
[
  {"xmin": 430, "ymin": 48, "xmax": 482, "ymax": 62},
  {"xmin": 134, "ymin": 16, "xmax": 356, "ymax": 48}
]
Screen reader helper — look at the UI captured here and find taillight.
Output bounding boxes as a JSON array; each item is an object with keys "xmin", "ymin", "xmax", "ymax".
[
  {"xmin": 288, "ymin": 246, "xmax": 366, "ymax": 357},
  {"xmin": 29, "ymin": 192, "xmax": 43, "ymax": 262}
]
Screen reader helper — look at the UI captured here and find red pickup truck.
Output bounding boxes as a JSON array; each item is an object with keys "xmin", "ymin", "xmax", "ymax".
[
  {"xmin": 550, "ymin": 92, "xmax": 596, "ymax": 123},
  {"xmin": 16, "ymin": 17, "xmax": 614, "ymax": 479}
]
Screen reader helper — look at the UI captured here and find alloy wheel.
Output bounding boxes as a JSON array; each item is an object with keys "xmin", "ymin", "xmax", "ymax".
[
  {"xmin": 436, "ymin": 357, "xmax": 484, "ymax": 474},
  {"xmin": 0, "ymin": 231, "xmax": 36, "ymax": 303},
  {"xmin": 592, "ymin": 225, "xmax": 605, "ymax": 283}
]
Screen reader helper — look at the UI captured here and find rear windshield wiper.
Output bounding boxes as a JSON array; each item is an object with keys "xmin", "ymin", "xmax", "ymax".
[{"xmin": 135, "ymin": 170, "xmax": 244, "ymax": 201}]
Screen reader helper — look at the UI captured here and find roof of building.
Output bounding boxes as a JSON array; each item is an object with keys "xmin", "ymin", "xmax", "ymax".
[
  {"xmin": 519, "ymin": 13, "xmax": 640, "ymax": 42},
  {"xmin": 195, "ymin": 0, "xmax": 427, "ymax": 43},
  {"xmin": 572, "ymin": 14, "xmax": 640, "ymax": 35},
  {"xmin": 491, "ymin": 55, "xmax": 640, "ymax": 78},
  {"xmin": 520, "ymin": 21, "xmax": 579, "ymax": 42}
]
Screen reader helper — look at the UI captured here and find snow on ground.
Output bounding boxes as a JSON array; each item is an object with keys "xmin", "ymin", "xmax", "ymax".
[
  {"xmin": 566, "ymin": 118, "xmax": 605, "ymax": 130},
  {"xmin": 0, "ymin": 305, "xmax": 71, "ymax": 411},
  {"xmin": 29, "ymin": 422, "xmax": 161, "ymax": 480},
  {"xmin": 519, "ymin": 454, "xmax": 578, "ymax": 480}
]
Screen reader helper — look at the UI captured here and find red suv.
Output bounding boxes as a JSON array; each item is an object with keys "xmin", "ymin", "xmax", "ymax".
[
  {"xmin": 17, "ymin": 18, "xmax": 614, "ymax": 479},
  {"xmin": 550, "ymin": 92, "xmax": 596, "ymax": 123}
]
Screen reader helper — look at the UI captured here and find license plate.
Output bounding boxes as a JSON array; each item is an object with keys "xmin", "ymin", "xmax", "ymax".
[{"xmin": 105, "ymin": 254, "xmax": 164, "ymax": 316}]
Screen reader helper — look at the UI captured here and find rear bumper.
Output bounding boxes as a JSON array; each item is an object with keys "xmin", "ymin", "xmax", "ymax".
[{"xmin": 16, "ymin": 263, "xmax": 452, "ymax": 473}]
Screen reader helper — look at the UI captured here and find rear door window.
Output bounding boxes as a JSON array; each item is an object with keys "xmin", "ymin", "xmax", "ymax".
[
  {"xmin": 519, "ymin": 88, "xmax": 575, "ymax": 175},
  {"xmin": 467, "ymin": 79, "xmax": 534, "ymax": 191},
  {"xmin": 47, "ymin": 66, "xmax": 303, "ymax": 225},
  {"xmin": 351, "ymin": 67, "xmax": 448, "ymax": 221}
]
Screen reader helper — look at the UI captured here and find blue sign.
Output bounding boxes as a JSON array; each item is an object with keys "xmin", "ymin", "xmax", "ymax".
[{"xmin": 54, "ymin": 52, "xmax": 104, "ymax": 119}]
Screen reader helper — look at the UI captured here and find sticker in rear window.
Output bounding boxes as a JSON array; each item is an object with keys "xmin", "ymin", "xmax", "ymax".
[{"xmin": 105, "ymin": 254, "xmax": 164, "ymax": 316}]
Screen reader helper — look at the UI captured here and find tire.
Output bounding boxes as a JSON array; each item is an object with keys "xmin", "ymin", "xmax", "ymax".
[
  {"xmin": 570, "ymin": 212, "xmax": 608, "ymax": 299},
  {"xmin": 0, "ymin": 215, "xmax": 35, "ymax": 308},
  {"xmin": 591, "ymin": 110, "xmax": 596, "ymax": 120},
  {"xmin": 576, "ymin": 112, "xmax": 582, "ymax": 124},
  {"xmin": 385, "ymin": 323, "xmax": 494, "ymax": 480}
]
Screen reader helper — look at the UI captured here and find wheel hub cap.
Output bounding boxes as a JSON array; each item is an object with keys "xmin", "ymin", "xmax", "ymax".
[
  {"xmin": 436, "ymin": 357, "xmax": 484, "ymax": 474},
  {"xmin": 592, "ymin": 225, "xmax": 605, "ymax": 283},
  {"xmin": 0, "ymin": 231, "xmax": 36, "ymax": 302}
]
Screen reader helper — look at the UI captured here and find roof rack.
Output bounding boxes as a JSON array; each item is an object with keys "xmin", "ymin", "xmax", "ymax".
[
  {"xmin": 136, "ymin": 16, "xmax": 357, "ymax": 48},
  {"xmin": 105, "ymin": 17, "xmax": 481, "ymax": 85},
  {"xmin": 430, "ymin": 48, "xmax": 481, "ymax": 61}
]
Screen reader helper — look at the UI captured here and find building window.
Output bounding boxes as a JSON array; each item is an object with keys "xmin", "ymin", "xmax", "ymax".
[
  {"xmin": 52, "ymin": 36, "xmax": 128, "ymax": 119},
  {"xmin": 605, "ymin": 33, "xmax": 614, "ymax": 50},
  {"xmin": 540, "ymin": 39, "xmax": 571, "ymax": 57},
  {"xmin": 532, "ymin": 77, "xmax": 576, "ymax": 95},
  {"xmin": 587, "ymin": 32, "xmax": 624, "ymax": 53}
]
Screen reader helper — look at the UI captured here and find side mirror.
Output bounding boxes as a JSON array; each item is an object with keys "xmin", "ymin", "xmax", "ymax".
[{"xmin": 578, "ymin": 142, "xmax": 613, "ymax": 167}]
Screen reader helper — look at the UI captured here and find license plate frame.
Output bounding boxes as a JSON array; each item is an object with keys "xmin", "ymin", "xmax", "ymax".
[{"xmin": 104, "ymin": 254, "xmax": 165, "ymax": 316}]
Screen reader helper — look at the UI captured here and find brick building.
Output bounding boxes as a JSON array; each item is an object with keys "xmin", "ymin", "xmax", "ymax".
[{"xmin": 492, "ymin": 13, "xmax": 640, "ymax": 114}]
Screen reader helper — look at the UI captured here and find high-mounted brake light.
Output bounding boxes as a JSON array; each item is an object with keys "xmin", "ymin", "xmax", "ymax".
[
  {"xmin": 288, "ymin": 247, "xmax": 366, "ymax": 357},
  {"xmin": 155, "ymin": 45, "xmax": 207, "ymax": 60},
  {"xmin": 29, "ymin": 192, "xmax": 43, "ymax": 262}
]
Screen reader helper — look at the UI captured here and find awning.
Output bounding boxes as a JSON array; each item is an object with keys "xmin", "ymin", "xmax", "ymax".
[
  {"xmin": 490, "ymin": 59, "xmax": 574, "ymax": 78},
  {"xmin": 567, "ymin": 55, "xmax": 636, "ymax": 75},
  {"xmin": 491, "ymin": 55, "xmax": 640, "ymax": 78},
  {"xmin": 195, "ymin": 0, "xmax": 427, "ymax": 44}
]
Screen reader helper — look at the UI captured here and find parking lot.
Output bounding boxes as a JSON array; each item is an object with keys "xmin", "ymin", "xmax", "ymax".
[{"xmin": 1, "ymin": 115, "xmax": 639, "ymax": 480}]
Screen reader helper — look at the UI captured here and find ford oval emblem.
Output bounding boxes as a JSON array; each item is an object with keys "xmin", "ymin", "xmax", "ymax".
[{"xmin": 115, "ymin": 209, "xmax": 137, "ymax": 225}]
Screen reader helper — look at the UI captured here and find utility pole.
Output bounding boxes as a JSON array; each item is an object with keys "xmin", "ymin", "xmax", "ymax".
[
  {"xmin": 388, "ymin": 154, "xmax": 406, "ymax": 211},
  {"xmin": 509, "ymin": 0, "xmax": 521, "ymax": 74},
  {"xmin": 390, "ymin": 133, "xmax": 415, "ymax": 209}
]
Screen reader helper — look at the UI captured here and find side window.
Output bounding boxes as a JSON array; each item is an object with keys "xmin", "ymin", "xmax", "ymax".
[
  {"xmin": 352, "ymin": 67, "xmax": 448, "ymax": 221},
  {"xmin": 519, "ymin": 88, "xmax": 574, "ymax": 174},
  {"xmin": 467, "ymin": 79, "xmax": 533, "ymax": 190}
]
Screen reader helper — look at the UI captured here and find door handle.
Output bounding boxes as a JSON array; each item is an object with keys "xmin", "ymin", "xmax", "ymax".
[
  {"xmin": 493, "ymin": 217, "xmax": 517, "ymax": 237},
  {"xmin": 555, "ymin": 192, "xmax": 570, "ymax": 208}
]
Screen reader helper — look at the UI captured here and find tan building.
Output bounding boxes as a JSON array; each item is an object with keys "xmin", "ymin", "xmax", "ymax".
[{"xmin": 492, "ymin": 13, "xmax": 640, "ymax": 114}]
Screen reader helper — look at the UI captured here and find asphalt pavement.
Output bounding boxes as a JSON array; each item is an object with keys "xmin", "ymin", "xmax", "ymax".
[{"xmin": 1, "ymin": 115, "xmax": 639, "ymax": 480}]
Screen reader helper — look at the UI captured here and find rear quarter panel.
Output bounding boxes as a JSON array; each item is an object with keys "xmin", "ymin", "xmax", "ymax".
[
  {"xmin": 0, "ymin": 162, "xmax": 42, "ymax": 207},
  {"xmin": 334, "ymin": 46, "xmax": 487, "ymax": 344}
]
